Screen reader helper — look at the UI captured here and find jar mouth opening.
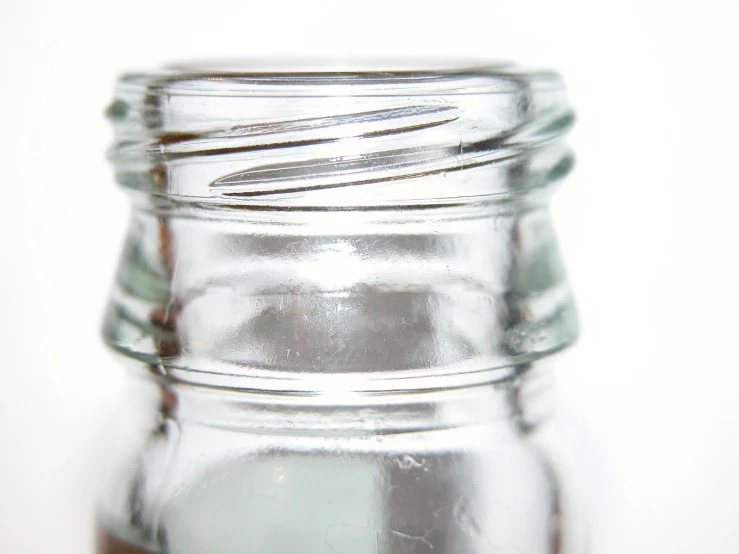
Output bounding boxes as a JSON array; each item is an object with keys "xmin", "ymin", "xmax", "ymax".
[
  {"xmin": 168, "ymin": 57, "xmax": 513, "ymax": 73},
  {"xmin": 118, "ymin": 58, "xmax": 565, "ymax": 97}
]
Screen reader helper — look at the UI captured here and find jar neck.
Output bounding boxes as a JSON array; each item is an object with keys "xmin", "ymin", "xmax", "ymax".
[
  {"xmin": 104, "ymin": 201, "xmax": 577, "ymax": 394},
  {"xmin": 107, "ymin": 64, "xmax": 573, "ymax": 210},
  {"xmin": 104, "ymin": 64, "xmax": 577, "ymax": 395}
]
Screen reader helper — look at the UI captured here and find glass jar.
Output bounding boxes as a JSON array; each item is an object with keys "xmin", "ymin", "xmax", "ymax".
[{"xmin": 97, "ymin": 61, "xmax": 580, "ymax": 554}]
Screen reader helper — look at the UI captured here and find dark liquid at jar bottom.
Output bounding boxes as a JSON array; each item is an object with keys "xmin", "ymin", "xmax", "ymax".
[{"xmin": 97, "ymin": 530, "xmax": 157, "ymax": 554}]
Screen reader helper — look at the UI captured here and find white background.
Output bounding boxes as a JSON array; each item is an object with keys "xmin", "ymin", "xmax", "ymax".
[{"xmin": 2, "ymin": 1, "xmax": 739, "ymax": 552}]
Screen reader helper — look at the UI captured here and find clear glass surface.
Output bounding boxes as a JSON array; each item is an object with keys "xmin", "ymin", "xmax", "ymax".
[{"xmin": 98, "ymin": 60, "xmax": 580, "ymax": 554}]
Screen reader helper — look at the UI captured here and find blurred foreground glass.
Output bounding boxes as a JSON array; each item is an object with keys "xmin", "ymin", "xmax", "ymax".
[{"xmin": 98, "ymin": 61, "xmax": 582, "ymax": 554}]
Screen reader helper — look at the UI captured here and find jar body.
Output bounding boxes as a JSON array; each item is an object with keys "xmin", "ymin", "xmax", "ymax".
[
  {"xmin": 99, "ymin": 62, "xmax": 580, "ymax": 554},
  {"xmin": 97, "ymin": 365, "xmax": 569, "ymax": 554}
]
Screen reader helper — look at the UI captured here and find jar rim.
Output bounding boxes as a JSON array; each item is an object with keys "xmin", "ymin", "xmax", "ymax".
[
  {"xmin": 117, "ymin": 58, "xmax": 565, "ymax": 98},
  {"xmin": 108, "ymin": 58, "xmax": 573, "ymax": 208}
]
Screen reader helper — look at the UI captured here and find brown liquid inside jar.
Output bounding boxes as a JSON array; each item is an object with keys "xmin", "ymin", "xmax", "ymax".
[{"xmin": 97, "ymin": 529, "xmax": 156, "ymax": 554}]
